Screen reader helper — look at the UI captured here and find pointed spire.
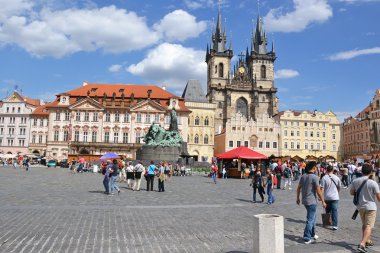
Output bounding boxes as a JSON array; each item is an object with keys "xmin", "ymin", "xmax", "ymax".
[
  {"xmin": 271, "ymin": 40, "xmax": 275, "ymax": 53},
  {"xmin": 246, "ymin": 46, "xmax": 249, "ymax": 63}
]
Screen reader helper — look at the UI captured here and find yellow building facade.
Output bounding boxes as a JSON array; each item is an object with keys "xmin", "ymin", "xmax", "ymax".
[
  {"xmin": 182, "ymin": 80, "xmax": 216, "ymax": 162},
  {"xmin": 277, "ymin": 110, "xmax": 342, "ymax": 161}
]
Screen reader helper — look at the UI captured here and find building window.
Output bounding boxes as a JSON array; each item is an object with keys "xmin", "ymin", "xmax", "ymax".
[
  {"xmin": 92, "ymin": 131, "xmax": 97, "ymax": 142},
  {"xmin": 261, "ymin": 65, "xmax": 266, "ymax": 79},
  {"xmin": 113, "ymin": 132, "xmax": 119, "ymax": 143},
  {"xmin": 194, "ymin": 116, "xmax": 200, "ymax": 126},
  {"xmin": 165, "ymin": 115, "xmax": 170, "ymax": 124},
  {"xmin": 266, "ymin": 142, "xmax": 270, "ymax": 148},
  {"xmin": 333, "ymin": 144, "xmax": 336, "ymax": 151},
  {"xmin": 322, "ymin": 132, "xmax": 326, "ymax": 138},
  {"xmin": 177, "ymin": 116, "xmax": 182, "ymax": 125},
  {"xmin": 297, "ymin": 131, "xmax": 300, "ymax": 137},
  {"xmin": 332, "ymin": 125, "xmax": 335, "ymax": 130},
  {"xmin": 105, "ymin": 113, "xmax": 111, "ymax": 122},
  {"xmin": 296, "ymin": 142, "xmax": 300, "ymax": 149},
  {"xmin": 304, "ymin": 122, "xmax": 307, "ymax": 126},
  {"xmin": 284, "ymin": 130, "xmax": 287, "ymax": 136},
  {"xmin": 237, "ymin": 141, "xmax": 241, "ymax": 147},
  {"xmin": 55, "ymin": 112, "xmax": 61, "ymax": 121},
  {"xmin": 136, "ymin": 113, "xmax": 142, "ymax": 123},
  {"xmin": 204, "ymin": 117, "xmax": 209, "ymax": 126},
  {"xmin": 332, "ymin": 133, "xmax": 336, "ymax": 140},
  {"xmin": 305, "ymin": 131, "xmax": 308, "ymax": 137},
  {"xmin": 104, "ymin": 132, "xmax": 110, "ymax": 143},
  {"xmin": 136, "ymin": 132, "xmax": 141, "ymax": 143},
  {"xmin": 74, "ymin": 131, "xmax": 79, "ymax": 142},
  {"xmin": 323, "ymin": 143, "xmax": 326, "ymax": 150},
  {"xmin": 310, "ymin": 131, "xmax": 314, "ymax": 137},
  {"xmin": 76, "ymin": 112, "xmax": 81, "ymax": 121},
  {"xmin": 0, "ymin": 138, "xmax": 2, "ymax": 145},
  {"xmin": 66, "ymin": 112, "xmax": 71, "ymax": 121},
  {"xmin": 38, "ymin": 135, "xmax": 43, "ymax": 143},
  {"xmin": 54, "ymin": 131, "xmax": 59, "ymax": 141},
  {"xmin": 84, "ymin": 112, "xmax": 89, "ymax": 122},
  {"xmin": 218, "ymin": 63, "xmax": 224, "ymax": 77},
  {"xmin": 236, "ymin": 97, "xmax": 248, "ymax": 118},
  {"xmin": 305, "ymin": 143, "xmax": 308, "ymax": 150},
  {"xmin": 83, "ymin": 132, "xmax": 88, "ymax": 142},
  {"xmin": 259, "ymin": 141, "xmax": 263, "ymax": 148},
  {"xmin": 194, "ymin": 134, "xmax": 199, "ymax": 144},
  {"xmin": 284, "ymin": 142, "xmax": 288, "ymax": 149},
  {"xmin": 63, "ymin": 131, "xmax": 69, "ymax": 141},
  {"xmin": 154, "ymin": 114, "xmax": 160, "ymax": 123},
  {"xmin": 316, "ymin": 132, "xmax": 320, "ymax": 138},
  {"xmin": 311, "ymin": 143, "xmax": 314, "ymax": 150},
  {"xmin": 244, "ymin": 141, "xmax": 249, "ymax": 147},
  {"xmin": 290, "ymin": 130, "xmax": 294, "ymax": 137},
  {"xmin": 8, "ymin": 139, "xmax": 13, "ymax": 146},
  {"xmin": 32, "ymin": 135, "xmax": 36, "ymax": 144},
  {"xmin": 124, "ymin": 113, "xmax": 130, "ymax": 123},
  {"xmin": 123, "ymin": 133, "xmax": 128, "ymax": 143},
  {"xmin": 93, "ymin": 112, "xmax": 98, "ymax": 122},
  {"xmin": 273, "ymin": 142, "xmax": 277, "ymax": 149},
  {"xmin": 204, "ymin": 135, "xmax": 209, "ymax": 144},
  {"xmin": 145, "ymin": 114, "xmax": 151, "ymax": 124},
  {"xmin": 291, "ymin": 142, "xmax": 294, "ymax": 149},
  {"xmin": 229, "ymin": 141, "xmax": 233, "ymax": 147}
]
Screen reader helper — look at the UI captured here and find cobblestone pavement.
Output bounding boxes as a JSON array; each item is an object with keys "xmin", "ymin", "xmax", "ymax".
[{"xmin": 0, "ymin": 166, "xmax": 379, "ymax": 253}]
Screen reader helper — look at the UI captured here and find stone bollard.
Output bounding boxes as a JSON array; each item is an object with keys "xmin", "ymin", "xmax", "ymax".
[{"xmin": 253, "ymin": 214, "xmax": 284, "ymax": 253}]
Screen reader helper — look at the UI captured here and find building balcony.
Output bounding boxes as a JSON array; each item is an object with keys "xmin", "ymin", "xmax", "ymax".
[{"xmin": 69, "ymin": 141, "xmax": 143, "ymax": 149}]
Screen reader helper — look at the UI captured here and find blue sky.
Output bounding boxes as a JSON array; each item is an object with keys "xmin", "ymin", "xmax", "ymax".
[{"xmin": 0, "ymin": 0, "xmax": 379, "ymax": 121}]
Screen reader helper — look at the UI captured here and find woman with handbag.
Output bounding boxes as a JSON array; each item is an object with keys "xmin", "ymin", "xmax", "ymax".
[{"xmin": 251, "ymin": 167, "xmax": 265, "ymax": 203}]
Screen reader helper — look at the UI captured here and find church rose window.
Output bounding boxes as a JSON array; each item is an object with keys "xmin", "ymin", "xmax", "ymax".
[{"xmin": 236, "ymin": 97, "xmax": 248, "ymax": 119}]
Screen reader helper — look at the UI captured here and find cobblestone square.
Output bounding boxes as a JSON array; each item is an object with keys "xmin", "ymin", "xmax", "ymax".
[{"xmin": 0, "ymin": 166, "xmax": 379, "ymax": 253}]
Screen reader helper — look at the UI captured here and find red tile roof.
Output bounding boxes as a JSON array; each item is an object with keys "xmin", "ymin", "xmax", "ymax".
[
  {"xmin": 32, "ymin": 104, "xmax": 50, "ymax": 116},
  {"xmin": 21, "ymin": 95, "xmax": 41, "ymax": 106}
]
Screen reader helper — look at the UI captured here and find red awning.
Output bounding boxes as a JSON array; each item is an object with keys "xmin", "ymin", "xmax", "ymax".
[{"xmin": 216, "ymin": 146, "xmax": 268, "ymax": 160}]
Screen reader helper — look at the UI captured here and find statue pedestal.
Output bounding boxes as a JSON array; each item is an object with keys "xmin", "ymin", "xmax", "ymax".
[{"xmin": 136, "ymin": 145, "xmax": 182, "ymax": 162}]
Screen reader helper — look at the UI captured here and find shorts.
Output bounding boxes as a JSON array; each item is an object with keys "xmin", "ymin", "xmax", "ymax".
[{"xmin": 359, "ymin": 209, "xmax": 377, "ymax": 228}]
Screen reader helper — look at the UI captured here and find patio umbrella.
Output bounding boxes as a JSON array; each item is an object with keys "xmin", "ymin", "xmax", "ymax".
[
  {"xmin": 100, "ymin": 153, "xmax": 120, "ymax": 160},
  {"xmin": 79, "ymin": 157, "xmax": 86, "ymax": 163}
]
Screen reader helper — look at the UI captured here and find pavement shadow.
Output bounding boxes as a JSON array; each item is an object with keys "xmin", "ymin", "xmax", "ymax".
[
  {"xmin": 235, "ymin": 198, "xmax": 253, "ymax": 203},
  {"xmin": 284, "ymin": 233, "xmax": 304, "ymax": 244},
  {"xmin": 88, "ymin": 190, "xmax": 106, "ymax": 194},
  {"xmin": 286, "ymin": 217, "xmax": 306, "ymax": 225},
  {"xmin": 225, "ymin": 251, "xmax": 249, "ymax": 253},
  {"xmin": 324, "ymin": 241, "xmax": 356, "ymax": 252}
]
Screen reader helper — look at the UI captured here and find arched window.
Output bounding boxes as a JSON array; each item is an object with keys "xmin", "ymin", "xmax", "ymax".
[
  {"xmin": 261, "ymin": 65, "xmax": 266, "ymax": 79},
  {"xmin": 218, "ymin": 63, "xmax": 224, "ymax": 77},
  {"xmin": 215, "ymin": 65, "xmax": 217, "ymax": 74},
  {"xmin": 194, "ymin": 134, "xmax": 199, "ymax": 144},
  {"xmin": 204, "ymin": 117, "xmax": 209, "ymax": 126},
  {"xmin": 218, "ymin": 102, "xmax": 223, "ymax": 109},
  {"xmin": 195, "ymin": 116, "xmax": 200, "ymax": 126},
  {"xmin": 204, "ymin": 135, "xmax": 209, "ymax": 144},
  {"xmin": 236, "ymin": 97, "xmax": 248, "ymax": 119}
]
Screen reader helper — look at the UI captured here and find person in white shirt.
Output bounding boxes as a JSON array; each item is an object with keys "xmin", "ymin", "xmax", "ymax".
[
  {"xmin": 133, "ymin": 161, "xmax": 145, "ymax": 191},
  {"xmin": 126, "ymin": 161, "xmax": 135, "ymax": 189},
  {"xmin": 320, "ymin": 165, "xmax": 341, "ymax": 230}
]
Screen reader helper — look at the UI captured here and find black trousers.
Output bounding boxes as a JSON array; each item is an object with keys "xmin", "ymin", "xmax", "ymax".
[
  {"xmin": 342, "ymin": 175, "xmax": 348, "ymax": 187},
  {"xmin": 253, "ymin": 186, "xmax": 264, "ymax": 202},
  {"xmin": 146, "ymin": 175, "xmax": 155, "ymax": 191},
  {"xmin": 276, "ymin": 175, "xmax": 282, "ymax": 189},
  {"xmin": 158, "ymin": 178, "xmax": 165, "ymax": 192}
]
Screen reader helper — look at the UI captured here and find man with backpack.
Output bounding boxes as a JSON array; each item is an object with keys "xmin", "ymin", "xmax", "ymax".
[
  {"xmin": 283, "ymin": 164, "xmax": 293, "ymax": 190},
  {"xmin": 350, "ymin": 163, "xmax": 380, "ymax": 252}
]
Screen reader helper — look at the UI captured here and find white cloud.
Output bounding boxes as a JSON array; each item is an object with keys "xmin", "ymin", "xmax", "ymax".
[
  {"xmin": 328, "ymin": 47, "xmax": 380, "ymax": 61},
  {"xmin": 335, "ymin": 111, "xmax": 359, "ymax": 122},
  {"xmin": 339, "ymin": 0, "xmax": 380, "ymax": 3},
  {"xmin": 153, "ymin": 9, "xmax": 207, "ymax": 42},
  {"xmin": 0, "ymin": 6, "xmax": 159, "ymax": 58},
  {"xmin": 108, "ymin": 64, "xmax": 122, "ymax": 73},
  {"xmin": 0, "ymin": 0, "xmax": 33, "ymax": 21},
  {"xmin": 184, "ymin": 0, "xmax": 225, "ymax": 10},
  {"xmin": 274, "ymin": 69, "xmax": 299, "ymax": 79},
  {"xmin": 127, "ymin": 43, "xmax": 206, "ymax": 93},
  {"xmin": 264, "ymin": 0, "xmax": 333, "ymax": 32}
]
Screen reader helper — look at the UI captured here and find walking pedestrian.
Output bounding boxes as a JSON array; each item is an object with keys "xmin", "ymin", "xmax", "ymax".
[
  {"xmin": 350, "ymin": 164, "xmax": 380, "ymax": 252},
  {"xmin": 296, "ymin": 161, "xmax": 326, "ymax": 244},
  {"xmin": 341, "ymin": 164, "xmax": 349, "ymax": 188},
  {"xmin": 133, "ymin": 161, "xmax": 145, "ymax": 191},
  {"xmin": 126, "ymin": 161, "xmax": 135, "ymax": 189},
  {"xmin": 158, "ymin": 162, "xmax": 165, "ymax": 192},
  {"xmin": 103, "ymin": 160, "xmax": 111, "ymax": 194},
  {"xmin": 25, "ymin": 159, "xmax": 30, "ymax": 171},
  {"xmin": 348, "ymin": 162, "xmax": 355, "ymax": 184},
  {"xmin": 251, "ymin": 167, "xmax": 265, "ymax": 203},
  {"xmin": 211, "ymin": 163, "xmax": 218, "ymax": 184},
  {"xmin": 264, "ymin": 168, "xmax": 274, "ymax": 204},
  {"xmin": 274, "ymin": 164, "xmax": 283, "ymax": 189},
  {"xmin": 222, "ymin": 165, "xmax": 227, "ymax": 179},
  {"xmin": 320, "ymin": 165, "xmax": 341, "ymax": 230},
  {"xmin": 110, "ymin": 159, "xmax": 120, "ymax": 195},
  {"xmin": 119, "ymin": 160, "xmax": 126, "ymax": 183},
  {"xmin": 283, "ymin": 164, "xmax": 293, "ymax": 190},
  {"xmin": 146, "ymin": 161, "xmax": 157, "ymax": 191}
]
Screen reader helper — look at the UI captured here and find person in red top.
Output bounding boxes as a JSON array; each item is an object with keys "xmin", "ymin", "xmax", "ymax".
[{"xmin": 211, "ymin": 163, "xmax": 218, "ymax": 184}]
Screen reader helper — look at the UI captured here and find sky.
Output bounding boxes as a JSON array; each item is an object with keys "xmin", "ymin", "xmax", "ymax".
[{"xmin": 0, "ymin": 0, "xmax": 379, "ymax": 121}]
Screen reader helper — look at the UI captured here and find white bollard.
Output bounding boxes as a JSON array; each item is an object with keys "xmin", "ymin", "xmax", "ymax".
[{"xmin": 253, "ymin": 214, "xmax": 284, "ymax": 253}]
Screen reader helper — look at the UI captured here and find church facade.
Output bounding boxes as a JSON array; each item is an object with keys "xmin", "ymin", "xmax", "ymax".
[{"xmin": 208, "ymin": 9, "xmax": 280, "ymax": 157}]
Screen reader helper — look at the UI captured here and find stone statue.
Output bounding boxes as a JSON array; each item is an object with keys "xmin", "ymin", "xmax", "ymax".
[
  {"xmin": 143, "ymin": 121, "xmax": 183, "ymax": 147},
  {"xmin": 169, "ymin": 108, "xmax": 178, "ymax": 132}
]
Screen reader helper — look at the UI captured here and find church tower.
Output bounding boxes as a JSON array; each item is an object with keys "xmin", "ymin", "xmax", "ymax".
[
  {"xmin": 205, "ymin": 5, "xmax": 233, "ymax": 133},
  {"xmin": 246, "ymin": 16, "xmax": 278, "ymax": 120}
]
